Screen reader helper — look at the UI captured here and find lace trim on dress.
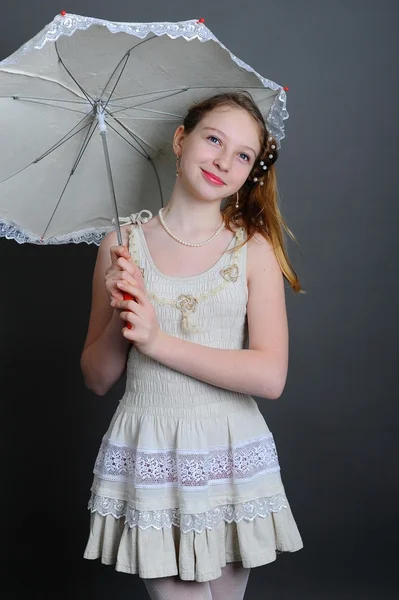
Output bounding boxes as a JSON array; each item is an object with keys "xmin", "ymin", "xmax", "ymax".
[
  {"xmin": 93, "ymin": 433, "xmax": 281, "ymax": 490},
  {"xmin": 88, "ymin": 491, "xmax": 289, "ymax": 533}
]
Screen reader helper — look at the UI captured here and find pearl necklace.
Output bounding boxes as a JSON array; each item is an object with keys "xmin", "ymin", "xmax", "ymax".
[{"xmin": 158, "ymin": 207, "xmax": 225, "ymax": 247}]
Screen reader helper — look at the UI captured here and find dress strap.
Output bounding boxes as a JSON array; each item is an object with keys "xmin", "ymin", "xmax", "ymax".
[
  {"xmin": 113, "ymin": 209, "xmax": 153, "ymax": 226},
  {"xmin": 120, "ymin": 211, "xmax": 153, "ymax": 276},
  {"xmin": 128, "ymin": 224, "xmax": 141, "ymax": 268}
]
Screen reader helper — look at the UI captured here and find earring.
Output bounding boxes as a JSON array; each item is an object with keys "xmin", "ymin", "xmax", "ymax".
[
  {"xmin": 235, "ymin": 191, "xmax": 239, "ymax": 209},
  {"xmin": 176, "ymin": 155, "xmax": 181, "ymax": 177}
]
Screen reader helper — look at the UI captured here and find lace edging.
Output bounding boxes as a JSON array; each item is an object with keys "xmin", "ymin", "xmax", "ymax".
[
  {"xmin": 93, "ymin": 433, "xmax": 281, "ymax": 490},
  {"xmin": 0, "ymin": 13, "xmax": 288, "ymax": 147},
  {"xmin": 0, "ymin": 15, "xmax": 288, "ymax": 247},
  {"xmin": 88, "ymin": 492, "xmax": 289, "ymax": 534},
  {"xmin": 0, "ymin": 216, "xmax": 112, "ymax": 245}
]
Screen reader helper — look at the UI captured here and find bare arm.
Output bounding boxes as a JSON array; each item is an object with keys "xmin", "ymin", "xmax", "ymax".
[
  {"xmin": 80, "ymin": 227, "xmax": 133, "ymax": 396},
  {"xmin": 146, "ymin": 234, "xmax": 289, "ymax": 400}
]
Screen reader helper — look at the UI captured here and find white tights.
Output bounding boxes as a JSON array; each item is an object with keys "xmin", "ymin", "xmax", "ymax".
[{"xmin": 143, "ymin": 562, "xmax": 251, "ymax": 600}]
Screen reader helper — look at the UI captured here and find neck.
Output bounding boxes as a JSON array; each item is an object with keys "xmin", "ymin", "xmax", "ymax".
[{"xmin": 161, "ymin": 201, "xmax": 224, "ymax": 238}]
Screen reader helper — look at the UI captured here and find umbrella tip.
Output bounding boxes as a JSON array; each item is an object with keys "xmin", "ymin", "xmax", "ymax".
[
  {"xmin": 61, "ymin": 9, "xmax": 67, "ymax": 16},
  {"xmin": 197, "ymin": 18, "xmax": 205, "ymax": 24}
]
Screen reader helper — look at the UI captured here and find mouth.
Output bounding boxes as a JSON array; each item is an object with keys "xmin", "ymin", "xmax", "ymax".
[{"xmin": 201, "ymin": 169, "xmax": 226, "ymax": 186}]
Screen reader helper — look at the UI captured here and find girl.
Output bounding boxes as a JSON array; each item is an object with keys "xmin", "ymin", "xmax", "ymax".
[{"xmin": 81, "ymin": 91, "xmax": 304, "ymax": 600}]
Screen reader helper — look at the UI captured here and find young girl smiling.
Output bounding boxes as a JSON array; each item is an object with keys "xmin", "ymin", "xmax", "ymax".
[{"xmin": 81, "ymin": 91, "xmax": 304, "ymax": 600}]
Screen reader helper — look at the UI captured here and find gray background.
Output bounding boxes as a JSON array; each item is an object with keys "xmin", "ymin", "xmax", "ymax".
[{"xmin": 0, "ymin": 1, "xmax": 398, "ymax": 598}]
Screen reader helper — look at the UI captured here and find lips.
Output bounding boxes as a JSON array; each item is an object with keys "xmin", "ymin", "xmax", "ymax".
[{"xmin": 201, "ymin": 169, "xmax": 225, "ymax": 185}]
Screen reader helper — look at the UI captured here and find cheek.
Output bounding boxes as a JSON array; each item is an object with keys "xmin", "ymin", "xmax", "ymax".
[
  {"xmin": 236, "ymin": 162, "xmax": 253, "ymax": 183},
  {"xmin": 184, "ymin": 146, "xmax": 217, "ymax": 168}
]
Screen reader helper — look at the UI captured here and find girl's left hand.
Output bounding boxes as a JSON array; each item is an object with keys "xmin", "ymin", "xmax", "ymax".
[{"xmin": 110, "ymin": 280, "xmax": 163, "ymax": 357}]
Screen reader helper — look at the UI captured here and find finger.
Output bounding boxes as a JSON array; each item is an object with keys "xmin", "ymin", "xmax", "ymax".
[
  {"xmin": 116, "ymin": 280, "xmax": 146, "ymax": 304},
  {"xmin": 119, "ymin": 310, "xmax": 142, "ymax": 325},
  {"xmin": 120, "ymin": 311, "xmax": 140, "ymax": 328},
  {"xmin": 113, "ymin": 298, "xmax": 138, "ymax": 312},
  {"xmin": 119, "ymin": 271, "xmax": 139, "ymax": 287},
  {"xmin": 115, "ymin": 256, "xmax": 136, "ymax": 274},
  {"xmin": 110, "ymin": 245, "xmax": 131, "ymax": 263},
  {"xmin": 112, "ymin": 299, "xmax": 145, "ymax": 318},
  {"xmin": 120, "ymin": 313, "xmax": 140, "ymax": 342}
]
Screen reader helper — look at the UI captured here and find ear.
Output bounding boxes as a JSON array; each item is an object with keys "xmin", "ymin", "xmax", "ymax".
[{"xmin": 173, "ymin": 125, "xmax": 185, "ymax": 156}]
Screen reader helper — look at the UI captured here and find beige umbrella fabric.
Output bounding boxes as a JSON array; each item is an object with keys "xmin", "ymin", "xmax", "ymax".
[{"xmin": 0, "ymin": 12, "xmax": 288, "ymax": 245}]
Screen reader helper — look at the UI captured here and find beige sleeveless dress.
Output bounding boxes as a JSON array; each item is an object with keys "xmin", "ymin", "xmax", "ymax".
[{"xmin": 83, "ymin": 211, "xmax": 303, "ymax": 582}]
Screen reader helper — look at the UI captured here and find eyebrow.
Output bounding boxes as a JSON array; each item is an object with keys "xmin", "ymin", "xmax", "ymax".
[{"xmin": 203, "ymin": 127, "xmax": 257, "ymax": 156}]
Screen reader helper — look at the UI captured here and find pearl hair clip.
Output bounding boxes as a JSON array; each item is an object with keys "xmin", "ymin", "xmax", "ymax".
[{"xmin": 251, "ymin": 137, "xmax": 276, "ymax": 186}]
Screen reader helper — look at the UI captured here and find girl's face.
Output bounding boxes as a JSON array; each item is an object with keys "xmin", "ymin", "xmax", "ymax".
[{"xmin": 175, "ymin": 106, "xmax": 262, "ymax": 201}]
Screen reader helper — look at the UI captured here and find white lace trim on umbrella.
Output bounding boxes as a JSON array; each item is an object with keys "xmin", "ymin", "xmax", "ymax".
[
  {"xmin": 0, "ymin": 216, "xmax": 113, "ymax": 245},
  {"xmin": 0, "ymin": 13, "xmax": 288, "ymax": 147},
  {"xmin": 0, "ymin": 14, "xmax": 288, "ymax": 246},
  {"xmin": 88, "ymin": 491, "xmax": 289, "ymax": 533}
]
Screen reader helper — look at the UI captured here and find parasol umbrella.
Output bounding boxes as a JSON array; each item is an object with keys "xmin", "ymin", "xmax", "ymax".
[{"xmin": 0, "ymin": 11, "xmax": 288, "ymax": 249}]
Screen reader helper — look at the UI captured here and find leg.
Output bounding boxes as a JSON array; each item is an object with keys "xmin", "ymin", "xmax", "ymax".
[
  {"xmin": 208, "ymin": 562, "xmax": 251, "ymax": 600},
  {"xmin": 142, "ymin": 575, "xmax": 213, "ymax": 600}
]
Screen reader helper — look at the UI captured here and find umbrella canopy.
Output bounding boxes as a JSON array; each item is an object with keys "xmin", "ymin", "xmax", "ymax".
[{"xmin": 0, "ymin": 12, "xmax": 288, "ymax": 245}]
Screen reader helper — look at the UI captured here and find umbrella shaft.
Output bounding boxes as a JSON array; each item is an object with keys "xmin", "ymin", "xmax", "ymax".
[{"xmin": 100, "ymin": 130, "xmax": 123, "ymax": 246}]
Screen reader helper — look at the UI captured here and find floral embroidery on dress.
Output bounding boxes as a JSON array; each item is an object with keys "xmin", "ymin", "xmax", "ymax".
[
  {"xmin": 220, "ymin": 264, "xmax": 239, "ymax": 282},
  {"xmin": 127, "ymin": 215, "xmax": 246, "ymax": 334}
]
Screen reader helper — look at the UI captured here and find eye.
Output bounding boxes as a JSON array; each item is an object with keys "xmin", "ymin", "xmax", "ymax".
[
  {"xmin": 207, "ymin": 135, "xmax": 221, "ymax": 145},
  {"xmin": 239, "ymin": 153, "xmax": 250, "ymax": 162}
]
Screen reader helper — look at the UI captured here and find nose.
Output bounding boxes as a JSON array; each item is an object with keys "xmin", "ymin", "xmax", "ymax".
[{"xmin": 213, "ymin": 152, "xmax": 232, "ymax": 172}]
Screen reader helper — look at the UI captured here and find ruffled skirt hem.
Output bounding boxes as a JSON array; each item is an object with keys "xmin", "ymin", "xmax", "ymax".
[{"xmin": 83, "ymin": 504, "xmax": 303, "ymax": 582}]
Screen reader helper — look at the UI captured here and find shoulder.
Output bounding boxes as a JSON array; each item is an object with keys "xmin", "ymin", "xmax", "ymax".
[
  {"xmin": 98, "ymin": 224, "xmax": 132, "ymax": 252},
  {"xmin": 246, "ymin": 231, "xmax": 284, "ymax": 289}
]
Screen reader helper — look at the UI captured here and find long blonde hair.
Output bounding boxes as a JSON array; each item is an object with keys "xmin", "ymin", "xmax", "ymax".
[{"xmin": 183, "ymin": 91, "xmax": 304, "ymax": 294}]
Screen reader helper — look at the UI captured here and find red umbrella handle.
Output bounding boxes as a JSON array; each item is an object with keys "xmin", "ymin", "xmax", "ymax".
[{"xmin": 123, "ymin": 292, "xmax": 133, "ymax": 329}]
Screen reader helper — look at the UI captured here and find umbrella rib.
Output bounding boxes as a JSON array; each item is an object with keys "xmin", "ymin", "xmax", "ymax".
[
  {"xmin": 104, "ymin": 116, "xmax": 181, "ymax": 121},
  {"xmin": 175, "ymin": 85, "xmax": 274, "ymax": 90},
  {"xmin": 7, "ymin": 96, "xmax": 88, "ymax": 116},
  {"xmin": 148, "ymin": 158, "xmax": 164, "ymax": 208},
  {"xmin": 0, "ymin": 119, "xmax": 93, "ymax": 186},
  {"xmin": 104, "ymin": 109, "xmax": 148, "ymax": 151},
  {"xmin": 105, "ymin": 111, "xmax": 172, "ymax": 164},
  {"xmin": 111, "ymin": 85, "xmax": 271, "ymax": 110},
  {"xmin": 99, "ymin": 34, "xmax": 157, "ymax": 101},
  {"xmin": 70, "ymin": 120, "xmax": 98, "ymax": 175},
  {"xmin": 34, "ymin": 118, "xmax": 93, "ymax": 163},
  {"xmin": 106, "ymin": 121, "xmax": 165, "ymax": 209},
  {"xmin": 41, "ymin": 123, "xmax": 99, "ymax": 240},
  {"xmin": 0, "ymin": 96, "xmax": 89, "ymax": 104},
  {"xmin": 110, "ymin": 89, "xmax": 189, "ymax": 116},
  {"xmin": 40, "ymin": 172, "xmax": 74, "ymax": 241},
  {"xmin": 110, "ymin": 106, "xmax": 184, "ymax": 118},
  {"xmin": 105, "ymin": 110, "xmax": 161, "ymax": 158},
  {"xmin": 102, "ymin": 53, "xmax": 131, "ymax": 112},
  {"xmin": 55, "ymin": 41, "xmax": 95, "ymax": 106},
  {"xmin": 110, "ymin": 88, "xmax": 187, "ymax": 102},
  {"xmin": 0, "ymin": 163, "xmax": 34, "ymax": 186},
  {"xmin": 105, "ymin": 121, "xmax": 149, "ymax": 160}
]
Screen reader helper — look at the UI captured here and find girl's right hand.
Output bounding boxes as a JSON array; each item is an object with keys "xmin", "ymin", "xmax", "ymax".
[{"xmin": 105, "ymin": 245, "xmax": 145, "ymax": 303}]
